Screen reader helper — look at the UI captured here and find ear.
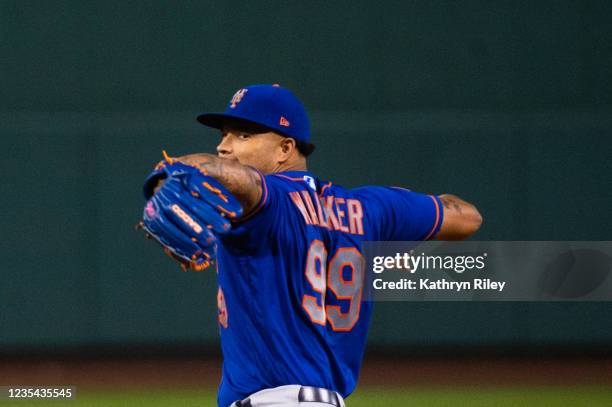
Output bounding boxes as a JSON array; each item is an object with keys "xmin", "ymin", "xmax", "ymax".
[{"xmin": 278, "ymin": 137, "xmax": 296, "ymax": 162}]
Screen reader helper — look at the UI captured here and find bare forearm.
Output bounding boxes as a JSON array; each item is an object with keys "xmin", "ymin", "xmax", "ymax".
[
  {"xmin": 177, "ymin": 153, "xmax": 262, "ymax": 215},
  {"xmin": 435, "ymin": 194, "xmax": 483, "ymax": 240}
]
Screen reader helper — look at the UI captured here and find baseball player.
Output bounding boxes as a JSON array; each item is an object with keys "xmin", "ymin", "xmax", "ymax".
[{"xmin": 139, "ymin": 84, "xmax": 482, "ymax": 407}]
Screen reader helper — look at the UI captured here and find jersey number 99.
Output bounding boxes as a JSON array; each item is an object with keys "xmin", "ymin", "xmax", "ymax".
[{"xmin": 302, "ymin": 240, "xmax": 364, "ymax": 331}]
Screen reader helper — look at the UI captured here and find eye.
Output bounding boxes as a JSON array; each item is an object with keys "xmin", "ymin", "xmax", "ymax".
[{"xmin": 237, "ymin": 133, "xmax": 251, "ymax": 140}]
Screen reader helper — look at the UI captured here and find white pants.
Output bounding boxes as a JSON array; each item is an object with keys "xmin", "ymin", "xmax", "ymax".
[{"xmin": 230, "ymin": 385, "xmax": 346, "ymax": 407}]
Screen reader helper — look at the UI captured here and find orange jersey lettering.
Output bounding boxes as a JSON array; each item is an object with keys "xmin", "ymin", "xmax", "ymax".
[
  {"xmin": 289, "ymin": 191, "xmax": 365, "ymax": 235},
  {"xmin": 289, "ymin": 191, "xmax": 313, "ymax": 224},
  {"xmin": 346, "ymin": 199, "xmax": 364, "ymax": 235}
]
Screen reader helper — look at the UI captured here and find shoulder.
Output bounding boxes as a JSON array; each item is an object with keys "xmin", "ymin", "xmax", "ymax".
[
  {"xmin": 267, "ymin": 172, "xmax": 314, "ymax": 189},
  {"xmin": 232, "ymin": 171, "xmax": 316, "ymax": 225},
  {"xmin": 263, "ymin": 171, "xmax": 330, "ymax": 196}
]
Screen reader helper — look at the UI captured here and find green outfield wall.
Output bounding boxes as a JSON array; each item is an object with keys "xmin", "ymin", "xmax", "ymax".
[{"xmin": 1, "ymin": 1, "xmax": 611, "ymax": 352}]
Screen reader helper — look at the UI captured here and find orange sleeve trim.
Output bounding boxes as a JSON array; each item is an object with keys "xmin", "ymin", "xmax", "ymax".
[
  {"xmin": 423, "ymin": 195, "xmax": 441, "ymax": 240},
  {"xmin": 235, "ymin": 170, "xmax": 269, "ymax": 222},
  {"xmin": 319, "ymin": 181, "xmax": 332, "ymax": 196}
]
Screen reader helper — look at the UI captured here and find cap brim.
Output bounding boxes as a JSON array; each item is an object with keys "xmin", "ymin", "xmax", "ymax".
[
  {"xmin": 196, "ymin": 113, "xmax": 236, "ymax": 129},
  {"xmin": 197, "ymin": 113, "xmax": 281, "ymax": 135}
]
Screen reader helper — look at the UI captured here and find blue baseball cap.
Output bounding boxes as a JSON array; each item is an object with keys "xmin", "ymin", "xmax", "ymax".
[{"xmin": 197, "ymin": 84, "xmax": 311, "ymax": 143}]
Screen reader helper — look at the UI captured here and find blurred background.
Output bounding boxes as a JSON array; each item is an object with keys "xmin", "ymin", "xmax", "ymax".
[{"xmin": 1, "ymin": 1, "xmax": 612, "ymax": 406}]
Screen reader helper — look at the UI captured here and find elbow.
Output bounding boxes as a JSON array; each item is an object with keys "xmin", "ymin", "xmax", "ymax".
[
  {"xmin": 453, "ymin": 197, "xmax": 482, "ymax": 238},
  {"xmin": 446, "ymin": 206, "xmax": 482, "ymax": 240},
  {"xmin": 465, "ymin": 205, "xmax": 483, "ymax": 237},
  {"xmin": 436, "ymin": 195, "xmax": 483, "ymax": 240}
]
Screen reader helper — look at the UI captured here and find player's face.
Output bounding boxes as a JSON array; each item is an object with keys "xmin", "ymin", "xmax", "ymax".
[{"xmin": 217, "ymin": 124, "xmax": 286, "ymax": 174}]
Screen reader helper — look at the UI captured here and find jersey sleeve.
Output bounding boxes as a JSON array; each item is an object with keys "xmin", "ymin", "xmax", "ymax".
[
  {"xmin": 221, "ymin": 171, "xmax": 289, "ymax": 247},
  {"xmin": 353, "ymin": 186, "xmax": 443, "ymax": 241}
]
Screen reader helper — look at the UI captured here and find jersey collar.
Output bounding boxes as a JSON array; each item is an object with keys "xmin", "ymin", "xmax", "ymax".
[{"xmin": 273, "ymin": 170, "xmax": 319, "ymax": 192}]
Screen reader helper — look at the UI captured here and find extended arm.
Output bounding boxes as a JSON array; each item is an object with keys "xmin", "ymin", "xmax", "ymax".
[
  {"xmin": 434, "ymin": 194, "xmax": 483, "ymax": 240},
  {"xmin": 175, "ymin": 153, "xmax": 263, "ymax": 216}
]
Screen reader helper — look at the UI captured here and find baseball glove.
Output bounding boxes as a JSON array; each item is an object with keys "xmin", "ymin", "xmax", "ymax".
[{"xmin": 137, "ymin": 152, "xmax": 243, "ymax": 271}]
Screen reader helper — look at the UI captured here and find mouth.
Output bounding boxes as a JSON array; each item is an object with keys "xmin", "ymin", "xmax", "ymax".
[{"xmin": 218, "ymin": 154, "xmax": 240, "ymax": 163}]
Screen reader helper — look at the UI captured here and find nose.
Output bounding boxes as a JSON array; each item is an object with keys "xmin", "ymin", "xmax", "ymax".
[{"xmin": 217, "ymin": 135, "xmax": 233, "ymax": 157}]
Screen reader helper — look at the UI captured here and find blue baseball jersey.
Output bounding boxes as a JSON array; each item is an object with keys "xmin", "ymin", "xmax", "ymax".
[{"xmin": 215, "ymin": 170, "xmax": 443, "ymax": 407}]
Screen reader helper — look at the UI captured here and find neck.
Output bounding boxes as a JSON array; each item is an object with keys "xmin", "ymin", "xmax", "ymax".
[{"xmin": 272, "ymin": 155, "xmax": 307, "ymax": 173}]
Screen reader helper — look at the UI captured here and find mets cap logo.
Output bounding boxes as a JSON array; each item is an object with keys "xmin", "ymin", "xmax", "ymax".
[{"xmin": 229, "ymin": 88, "xmax": 248, "ymax": 108}]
